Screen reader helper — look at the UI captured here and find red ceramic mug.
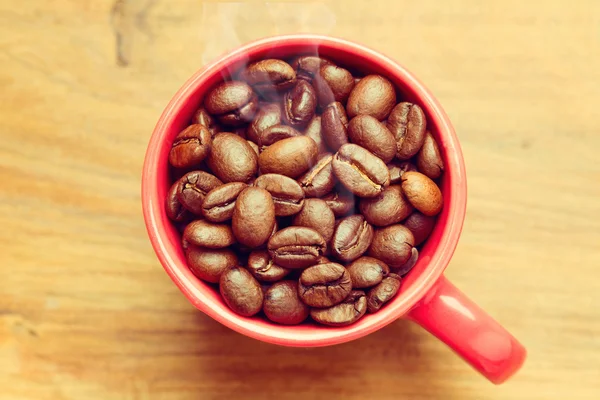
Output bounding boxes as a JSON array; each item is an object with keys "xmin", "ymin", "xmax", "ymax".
[{"xmin": 142, "ymin": 35, "xmax": 526, "ymax": 384}]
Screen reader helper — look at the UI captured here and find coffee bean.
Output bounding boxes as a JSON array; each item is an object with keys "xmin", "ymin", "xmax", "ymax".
[
  {"xmin": 368, "ymin": 224, "xmax": 414, "ymax": 267},
  {"xmin": 165, "ymin": 181, "xmax": 191, "ymax": 222},
  {"xmin": 291, "ymin": 56, "xmax": 332, "ymax": 81},
  {"xmin": 204, "ymin": 81, "xmax": 258, "ymax": 126},
  {"xmin": 243, "ymin": 59, "xmax": 296, "ymax": 96},
  {"xmin": 246, "ymin": 103, "xmax": 282, "ymax": 143},
  {"xmin": 292, "ymin": 198, "xmax": 335, "ymax": 242},
  {"xmin": 313, "ymin": 64, "xmax": 355, "ymax": 107},
  {"xmin": 258, "ymin": 124, "xmax": 301, "ymax": 147},
  {"xmin": 332, "ymin": 143, "xmax": 390, "ymax": 198},
  {"xmin": 400, "ymin": 171, "xmax": 443, "ymax": 216},
  {"xmin": 247, "ymin": 250, "xmax": 291, "ymax": 282},
  {"xmin": 183, "ymin": 220, "xmax": 236, "ymax": 249},
  {"xmin": 322, "ymin": 189, "xmax": 355, "ymax": 217},
  {"xmin": 388, "ymin": 160, "xmax": 417, "ymax": 184},
  {"xmin": 346, "ymin": 256, "xmax": 390, "ymax": 288},
  {"xmin": 168, "ymin": 124, "xmax": 212, "ymax": 169},
  {"xmin": 247, "ymin": 140, "xmax": 259, "ymax": 156},
  {"xmin": 258, "ymin": 136, "xmax": 318, "ymax": 178},
  {"xmin": 298, "ymin": 153, "xmax": 335, "ymax": 198},
  {"xmin": 387, "ymin": 102, "xmax": 427, "ymax": 160},
  {"xmin": 207, "ymin": 133, "xmax": 258, "ymax": 183},
  {"xmin": 219, "ymin": 266, "xmax": 263, "ymax": 316},
  {"xmin": 201, "ymin": 182, "xmax": 248, "ymax": 222},
  {"xmin": 321, "ymin": 102, "xmax": 349, "ymax": 151},
  {"xmin": 359, "ymin": 185, "xmax": 413, "ymax": 227},
  {"xmin": 392, "ymin": 247, "xmax": 419, "ymax": 276},
  {"xmin": 268, "ymin": 226, "xmax": 326, "ymax": 269},
  {"xmin": 283, "ymin": 80, "xmax": 317, "ymax": 128},
  {"xmin": 303, "ymin": 115, "xmax": 329, "ymax": 155},
  {"xmin": 191, "ymin": 107, "xmax": 220, "ymax": 137},
  {"xmin": 232, "ymin": 187, "xmax": 276, "ymax": 248},
  {"xmin": 366, "ymin": 273, "xmax": 401, "ymax": 313},
  {"xmin": 253, "ymin": 174, "xmax": 304, "ymax": 216},
  {"xmin": 298, "ymin": 263, "xmax": 352, "ymax": 308},
  {"xmin": 347, "ymin": 115, "xmax": 396, "ymax": 163},
  {"xmin": 416, "ymin": 131, "xmax": 444, "ymax": 179},
  {"xmin": 331, "ymin": 215, "xmax": 374, "ymax": 262},
  {"xmin": 310, "ymin": 290, "xmax": 367, "ymax": 326},
  {"xmin": 263, "ymin": 280, "xmax": 309, "ymax": 324},
  {"xmin": 346, "ymin": 75, "xmax": 396, "ymax": 120},
  {"xmin": 403, "ymin": 212, "xmax": 435, "ymax": 246},
  {"xmin": 176, "ymin": 171, "xmax": 223, "ymax": 215},
  {"xmin": 187, "ymin": 245, "xmax": 238, "ymax": 283}
]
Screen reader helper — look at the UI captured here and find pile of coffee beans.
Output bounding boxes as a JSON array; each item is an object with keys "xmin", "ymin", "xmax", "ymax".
[{"xmin": 165, "ymin": 55, "xmax": 444, "ymax": 326}]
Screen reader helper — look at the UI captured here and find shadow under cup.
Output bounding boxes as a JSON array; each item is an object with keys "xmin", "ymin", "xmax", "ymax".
[{"xmin": 142, "ymin": 35, "xmax": 466, "ymax": 347}]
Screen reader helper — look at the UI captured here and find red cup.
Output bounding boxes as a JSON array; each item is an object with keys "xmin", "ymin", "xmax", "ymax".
[{"xmin": 142, "ymin": 35, "xmax": 526, "ymax": 384}]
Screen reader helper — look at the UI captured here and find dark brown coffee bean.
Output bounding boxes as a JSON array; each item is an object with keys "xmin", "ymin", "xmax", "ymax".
[
  {"xmin": 207, "ymin": 133, "xmax": 258, "ymax": 183},
  {"xmin": 258, "ymin": 124, "xmax": 301, "ymax": 147},
  {"xmin": 232, "ymin": 187, "xmax": 276, "ymax": 248},
  {"xmin": 346, "ymin": 256, "xmax": 390, "ymax": 289},
  {"xmin": 332, "ymin": 144, "xmax": 390, "ymax": 198},
  {"xmin": 403, "ymin": 211, "xmax": 435, "ymax": 246},
  {"xmin": 298, "ymin": 263, "xmax": 352, "ymax": 308},
  {"xmin": 322, "ymin": 190, "xmax": 355, "ymax": 217},
  {"xmin": 387, "ymin": 102, "xmax": 427, "ymax": 160},
  {"xmin": 247, "ymin": 250, "xmax": 291, "ymax": 282},
  {"xmin": 313, "ymin": 64, "xmax": 355, "ymax": 107},
  {"xmin": 368, "ymin": 224, "xmax": 414, "ymax": 267},
  {"xmin": 298, "ymin": 153, "xmax": 335, "ymax": 198},
  {"xmin": 263, "ymin": 281, "xmax": 309, "ymax": 325},
  {"xmin": 366, "ymin": 274, "xmax": 401, "ymax": 313},
  {"xmin": 165, "ymin": 181, "xmax": 191, "ymax": 222},
  {"xmin": 310, "ymin": 290, "xmax": 367, "ymax": 326},
  {"xmin": 291, "ymin": 56, "xmax": 332, "ymax": 81},
  {"xmin": 219, "ymin": 266, "xmax": 263, "ymax": 317},
  {"xmin": 191, "ymin": 107, "xmax": 220, "ymax": 136},
  {"xmin": 392, "ymin": 247, "xmax": 419, "ymax": 276},
  {"xmin": 168, "ymin": 124, "xmax": 212, "ymax": 169},
  {"xmin": 187, "ymin": 246, "xmax": 238, "ymax": 283},
  {"xmin": 201, "ymin": 182, "xmax": 248, "ymax": 222},
  {"xmin": 246, "ymin": 103, "xmax": 281, "ymax": 143},
  {"xmin": 283, "ymin": 80, "xmax": 317, "ymax": 128},
  {"xmin": 247, "ymin": 140, "xmax": 259, "ymax": 156},
  {"xmin": 400, "ymin": 171, "xmax": 443, "ymax": 216},
  {"xmin": 258, "ymin": 136, "xmax": 318, "ymax": 178},
  {"xmin": 321, "ymin": 102, "xmax": 349, "ymax": 151},
  {"xmin": 388, "ymin": 160, "xmax": 417, "ymax": 184},
  {"xmin": 268, "ymin": 226, "xmax": 326, "ymax": 269},
  {"xmin": 347, "ymin": 115, "xmax": 396, "ymax": 163},
  {"xmin": 416, "ymin": 131, "xmax": 444, "ymax": 179},
  {"xmin": 204, "ymin": 81, "xmax": 258, "ymax": 126},
  {"xmin": 331, "ymin": 215, "xmax": 374, "ymax": 262},
  {"xmin": 346, "ymin": 75, "xmax": 396, "ymax": 120},
  {"xmin": 183, "ymin": 220, "xmax": 236, "ymax": 249},
  {"xmin": 253, "ymin": 174, "xmax": 304, "ymax": 216},
  {"xmin": 176, "ymin": 171, "xmax": 223, "ymax": 215},
  {"xmin": 359, "ymin": 185, "xmax": 413, "ymax": 227},
  {"xmin": 292, "ymin": 199, "xmax": 335, "ymax": 242},
  {"xmin": 303, "ymin": 115, "xmax": 328, "ymax": 155},
  {"xmin": 243, "ymin": 59, "xmax": 296, "ymax": 95}
]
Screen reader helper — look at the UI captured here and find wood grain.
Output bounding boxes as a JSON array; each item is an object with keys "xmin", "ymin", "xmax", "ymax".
[{"xmin": 1, "ymin": 0, "xmax": 600, "ymax": 399}]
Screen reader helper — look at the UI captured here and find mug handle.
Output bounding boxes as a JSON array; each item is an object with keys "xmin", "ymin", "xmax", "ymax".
[{"xmin": 407, "ymin": 275, "xmax": 526, "ymax": 384}]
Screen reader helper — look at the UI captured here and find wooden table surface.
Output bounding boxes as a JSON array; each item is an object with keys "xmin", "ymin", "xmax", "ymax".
[{"xmin": 2, "ymin": 1, "xmax": 599, "ymax": 399}]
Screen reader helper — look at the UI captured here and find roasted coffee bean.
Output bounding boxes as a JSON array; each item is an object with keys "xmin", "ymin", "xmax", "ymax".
[
  {"xmin": 387, "ymin": 102, "xmax": 427, "ymax": 160},
  {"xmin": 263, "ymin": 280, "xmax": 309, "ymax": 324},
  {"xmin": 246, "ymin": 103, "xmax": 282, "ymax": 143},
  {"xmin": 258, "ymin": 136, "xmax": 318, "ymax": 178},
  {"xmin": 247, "ymin": 140, "xmax": 259, "ymax": 156},
  {"xmin": 176, "ymin": 171, "xmax": 223, "ymax": 215},
  {"xmin": 219, "ymin": 266, "xmax": 263, "ymax": 316},
  {"xmin": 310, "ymin": 290, "xmax": 367, "ymax": 326},
  {"xmin": 187, "ymin": 246, "xmax": 238, "ymax": 283},
  {"xmin": 191, "ymin": 107, "xmax": 220, "ymax": 136},
  {"xmin": 165, "ymin": 181, "xmax": 191, "ymax": 222},
  {"xmin": 232, "ymin": 187, "xmax": 276, "ymax": 248},
  {"xmin": 201, "ymin": 182, "xmax": 248, "ymax": 222},
  {"xmin": 313, "ymin": 64, "xmax": 355, "ymax": 107},
  {"xmin": 346, "ymin": 75, "xmax": 396, "ymax": 120},
  {"xmin": 292, "ymin": 56, "xmax": 332, "ymax": 81},
  {"xmin": 322, "ymin": 190, "xmax": 355, "ymax": 217},
  {"xmin": 207, "ymin": 133, "xmax": 258, "ymax": 183},
  {"xmin": 183, "ymin": 220, "xmax": 236, "ymax": 249},
  {"xmin": 416, "ymin": 131, "xmax": 444, "ymax": 179},
  {"xmin": 247, "ymin": 250, "xmax": 291, "ymax": 282},
  {"xmin": 243, "ymin": 59, "xmax": 296, "ymax": 95},
  {"xmin": 368, "ymin": 224, "xmax": 414, "ymax": 267},
  {"xmin": 346, "ymin": 256, "xmax": 390, "ymax": 289},
  {"xmin": 204, "ymin": 81, "xmax": 258, "ymax": 126},
  {"xmin": 283, "ymin": 80, "xmax": 317, "ymax": 128},
  {"xmin": 253, "ymin": 174, "xmax": 304, "ymax": 216},
  {"xmin": 331, "ymin": 215, "xmax": 374, "ymax": 262},
  {"xmin": 321, "ymin": 102, "xmax": 349, "ymax": 151},
  {"xmin": 332, "ymin": 144, "xmax": 390, "ymax": 198},
  {"xmin": 169, "ymin": 124, "xmax": 212, "ymax": 169},
  {"xmin": 366, "ymin": 273, "xmax": 401, "ymax": 313},
  {"xmin": 268, "ymin": 226, "xmax": 326, "ymax": 269},
  {"xmin": 388, "ymin": 160, "xmax": 417, "ymax": 184},
  {"xmin": 298, "ymin": 153, "xmax": 335, "ymax": 198},
  {"xmin": 403, "ymin": 212, "xmax": 435, "ymax": 246},
  {"xmin": 303, "ymin": 115, "xmax": 329, "ymax": 155},
  {"xmin": 400, "ymin": 171, "xmax": 443, "ymax": 216},
  {"xmin": 292, "ymin": 199, "xmax": 335, "ymax": 242},
  {"xmin": 258, "ymin": 124, "xmax": 301, "ymax": 147},
  {"xmin": 359, "ymin": 185, "xmax": 413, "ymax": 227},
  {"xmin": 298, "ymin": 263, "xmax": 352, "ymax": 308},
  {"xmin": 392, "ymin": 247, "xmax": 419, "ymax": 276},
  {"xmin": 347, "ymin": 115, "xmax": 396, "ymax": 163}
]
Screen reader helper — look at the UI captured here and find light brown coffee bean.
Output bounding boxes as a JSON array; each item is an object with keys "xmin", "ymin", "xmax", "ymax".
[
  {"xmin": 183, "ymin": 220, "xmax": 236, "ymax": 249},
  {"xmin": 258, "ymin": 136, "xmax": 318, "ymax": 178},
  {"xmin": 207, "ymin": 133, "xmax": 258, "ymax": 183},
  {"xmin": 388, "ymin": 160, "xmax": 417, "ymax": 184},
  {"xmin": 292, "ymin": 198, "xmax": 335, "ymax": 242},
  {"xmin": 232, "ymin": 187, "xmax": 276, "ymax": 248},
  {"xmin": 400, "ymin": 171, "xmax": 443, "ymax": 216},
  {"xmin": 359, "ymin": 185, "xmax": 413, "ymax": 227},
  {"xmin": 219, "ymin": 266, "xmax": 263, "ymax": 317},
  {"xmin": 298, "ymin": 263, "xmax": 352, "ymax": 308},
  {"xmin": 169, "ymin": 124, "xmax": 212, "ymax": 169},
  {"xmin": 310, "ymin": 290, "xmax": 367, "ymax": 326},
  {"xmin": 243, "ymin": 59, "xmax": 296, "ymax": 95},
  {"xmin": 176, "ymin": 171, "xmax": 223, "ymax": 215},
  {"xmin": 263, "ymin": 281, "xmax": 309, "ymax": 325},
  {"xmin": 366, "ymin": 273, "xmax": 401, "ymax": 313},
  {"xmin": 368, "ymin": 224, "xmax": 414, "ymax": 267},
  {"xmin": 347, "ymin": 115, "xmax": 396, "ymax": 163},
  {"xmin": 253, "ymin": 173, "xmax": 305, "ymax": 216},
  {"xmin": 247, "ymin": 140, "xmax": 259, "ymax": 156},
  {"xmin": 322, "ymin": 190, "xmax": 355, "ymax": 217},
  {"xmin": 204, "ymin": 81, "xmax": 258, "ymax": 126},
  {"xmin": 332, "ymin": 143, "xmax": 390, "ymax": 198},
  {"xmin": 313, "ymin": 64, "xmax": 355, "ymax": 107},
  {"xmin": 298, "ymin": 153, "xmax": 335, "ymax": 198},
  {"xmin": 283, "ymin": 80, "xmax": 317, "ymax": 128},
  {"xmin": 247, "ymin": 250, "xmax": 291, "ymax": 282},
  {"xmin": 346, "ymin": 75, "xmax": 396, "ymax": 120},
  {"xmin": 246, "ymin": 103, "xmax": 281, "ymax": 143},
  {"xmin": 187, "ymin": 246, "xmax": 238, "ymax": 283},
  {"xmin": 416, "ymin": 131, "xmax": 444, "ymax": 179},
  {"xmin": 387, "ymin": 102, "xmax": 427, "ymax": 160},
  {"xmin": 258, "ymin": 124, "xmax": 301, "ymax": 147},
  {"xmin": 346, "ymin": 256, "xmax": 390, "ymax": 289},
  {"xmin": 331, "ymin": 215, "xmax": 374, "ymax": 262},
  {"xmin": 321, "ymin": 102, "xmax": 349, "ymax": 151},
  {"xmin": 303, "ymin": 115, "xmax": 329, "ymax": 155},
  {"xmin": 201, "ymin": 182, "xmax": 248, "ymax": 222},
  {"xmin": 268, "ymin": 226, "xmax": 326, "ymax": 269},
  {"xmin": 403, "ymin": 212, "xmax": 436, "ymax": 246}
]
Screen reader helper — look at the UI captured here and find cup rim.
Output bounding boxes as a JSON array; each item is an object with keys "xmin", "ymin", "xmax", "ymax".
[{"xmin": 142, "ymin": 34, "xmax": 467, "ymax": 346}]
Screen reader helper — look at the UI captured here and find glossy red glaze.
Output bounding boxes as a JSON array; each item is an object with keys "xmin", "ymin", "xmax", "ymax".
[{"xmin": 142, "ymin": 35, "xmax": 526, "ymax": 383}]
